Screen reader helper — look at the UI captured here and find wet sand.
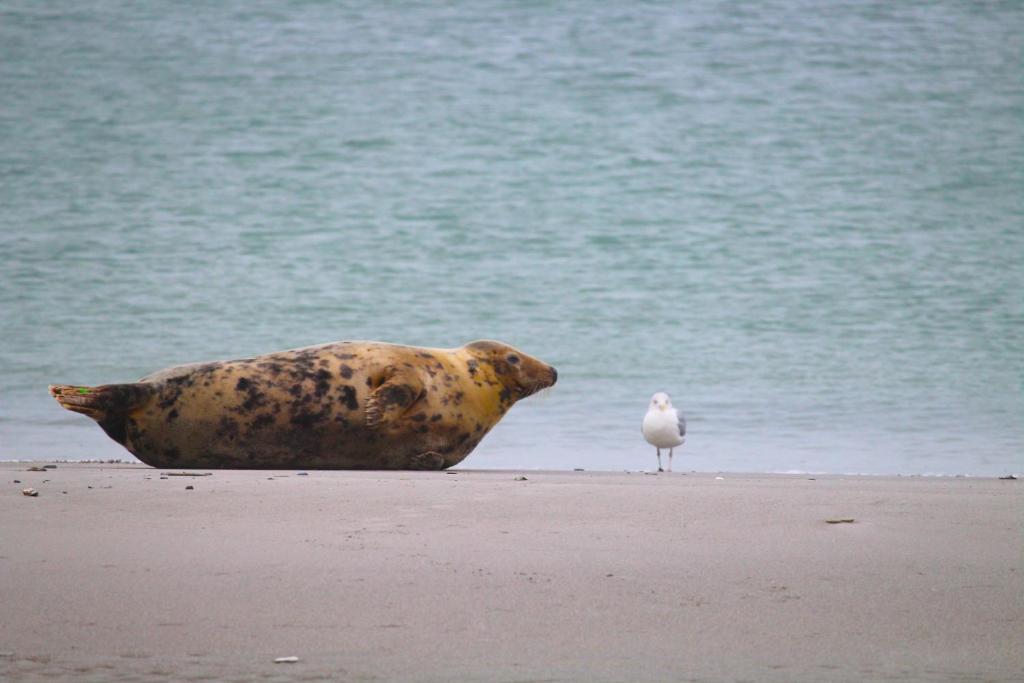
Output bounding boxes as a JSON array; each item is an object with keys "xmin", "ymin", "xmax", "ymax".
[{"xmin": 1, "ymin": 463, "xmax": 1021, "ymax": 682}]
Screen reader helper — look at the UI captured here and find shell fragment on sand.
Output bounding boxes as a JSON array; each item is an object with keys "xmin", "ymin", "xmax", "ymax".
[
  {"xmin": 22, "ymin": 488, "xmax": 38, "ymax": 497},
  {"xmin": 826, "ymin": 518, "xmax": 856, "ymax": 524},
  {"xmin": 274, "ymin": 656, "xmax": 299, "ymax": 663}
]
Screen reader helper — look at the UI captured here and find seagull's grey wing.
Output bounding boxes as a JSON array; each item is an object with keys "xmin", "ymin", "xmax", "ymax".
[{"xmin": 677, "ymin": 413, "xmax": 687, "ymax": 437}]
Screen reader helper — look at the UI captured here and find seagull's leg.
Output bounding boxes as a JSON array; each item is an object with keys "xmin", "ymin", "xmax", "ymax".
[
  {"xmin": 668, "ymin": 448, "xmax": 673, "ymax": 473},
  {"xmin": 657, "ymin": 449, "xmax": 663, "ymax": 472}
]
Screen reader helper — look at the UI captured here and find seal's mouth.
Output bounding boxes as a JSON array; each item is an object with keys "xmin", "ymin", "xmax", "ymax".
[{"xmin": 518, "ymin": 365, "xmax": 558, "ymax": 399}]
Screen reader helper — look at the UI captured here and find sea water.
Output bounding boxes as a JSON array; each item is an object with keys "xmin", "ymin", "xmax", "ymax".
[{"xmin": 2, "ymin": 1, "xmax": 1021, "ymax": 475}]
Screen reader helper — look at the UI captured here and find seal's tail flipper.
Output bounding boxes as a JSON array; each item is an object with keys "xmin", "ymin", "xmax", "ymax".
[{"xmin": 49, "ymin": 383, "xmax": 151, "ymax": 421}]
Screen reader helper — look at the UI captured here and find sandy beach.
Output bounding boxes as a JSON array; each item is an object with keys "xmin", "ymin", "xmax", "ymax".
[{"xmin": 1, "ymin": 463, "xmax": 1020, "ymax": 682}]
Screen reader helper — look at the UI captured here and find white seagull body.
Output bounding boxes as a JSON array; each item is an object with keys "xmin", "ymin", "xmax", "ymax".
[{"xmin": 642, "ymin": 392, "xmax": 686, "ymax": 472}]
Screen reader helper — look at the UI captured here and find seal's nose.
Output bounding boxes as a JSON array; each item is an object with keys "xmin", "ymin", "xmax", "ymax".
[{"xmin": 549, "ymin": 367, "xmax": 558, "ymax": 385}]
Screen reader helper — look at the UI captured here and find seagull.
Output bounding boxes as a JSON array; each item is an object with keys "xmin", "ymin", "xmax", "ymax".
[{"xmin": 642, "ymin": 392, "xmax": 686, "ymax": 472}]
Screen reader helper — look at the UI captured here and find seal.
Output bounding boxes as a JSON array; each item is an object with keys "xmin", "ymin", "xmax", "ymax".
[{"xmin": 49, "ymin": 340, "xmax": 557, "ymax": 470}]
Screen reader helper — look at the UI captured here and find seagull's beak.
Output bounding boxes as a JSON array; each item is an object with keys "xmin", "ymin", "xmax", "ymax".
[{"xmin": 658, "ymin": 404, "xmax": 666, "ymax": 411}]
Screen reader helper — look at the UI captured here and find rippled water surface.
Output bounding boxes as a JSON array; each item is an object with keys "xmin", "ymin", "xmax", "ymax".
[{"xmin": 2, "ymin": 1, "xmax": 1022, "ymax": 474}]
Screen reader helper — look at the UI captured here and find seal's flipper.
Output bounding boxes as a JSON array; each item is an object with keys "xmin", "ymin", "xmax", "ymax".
[
  {"xmin": 364, "ymin": 369, "xmax": 425, "ymax": 429},
  {"xmin": 408, "ymin": 451, "xmax": 446, "ymax": 470},
  {"xmin": 49, "ymin": 383, "xmax": 152, "ymax": 444},
  {"xmin": 50, "ymin": 383, "xmax": 151, "ymax": 417}
]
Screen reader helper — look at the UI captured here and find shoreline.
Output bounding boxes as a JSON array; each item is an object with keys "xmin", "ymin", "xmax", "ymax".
[
  {"xmin": 0, "ymin": 458, "xmax": 1018, "ymax": 479},
  {"xmin": 2, "ymin": 463, "xmax": 1021, "ymax": 682}
]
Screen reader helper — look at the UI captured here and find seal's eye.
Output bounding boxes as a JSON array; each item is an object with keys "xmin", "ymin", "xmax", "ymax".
[{"xmin": 507, "ymin": 355, "xmax": 520, "ymax": 365}]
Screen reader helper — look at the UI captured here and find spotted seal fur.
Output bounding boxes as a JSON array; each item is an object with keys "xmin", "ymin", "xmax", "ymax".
[{"xmin": 50, "ymin": 340, "xmax": 557, "ymax": 470}]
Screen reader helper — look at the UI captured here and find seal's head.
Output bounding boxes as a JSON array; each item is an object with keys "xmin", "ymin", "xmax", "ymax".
[{"xmin": 464, "ymin": 340, "xmax": 558, "ymax": 399}]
